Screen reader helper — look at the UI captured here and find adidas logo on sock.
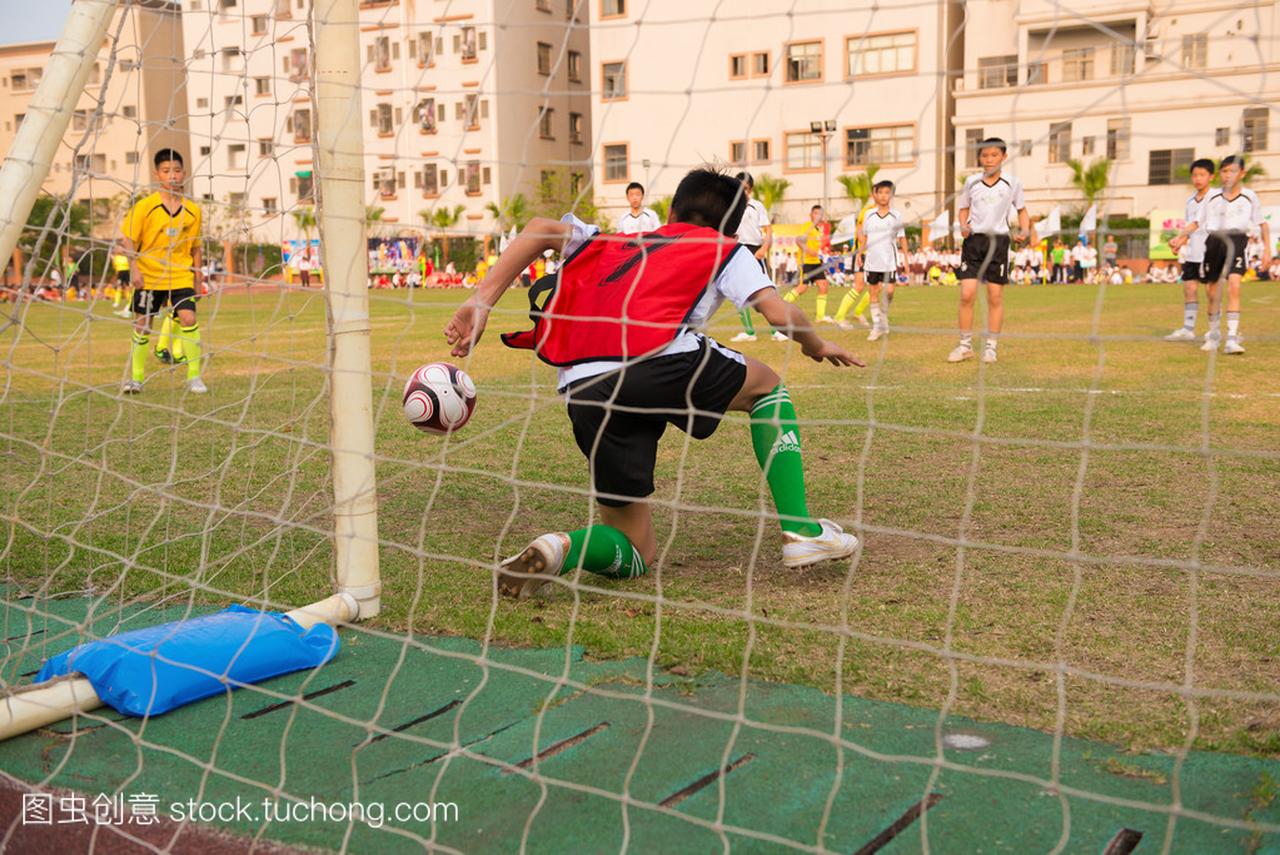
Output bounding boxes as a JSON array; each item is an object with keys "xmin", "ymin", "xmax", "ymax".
[{"xmin": 771, "ymin": 430, "xmax": 801, "ymax": 455}]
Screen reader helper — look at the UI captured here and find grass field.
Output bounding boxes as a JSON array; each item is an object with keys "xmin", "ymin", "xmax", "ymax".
[{"xmin": 2, "ymin": 278, "xmax": 1278, "ymax": 765}]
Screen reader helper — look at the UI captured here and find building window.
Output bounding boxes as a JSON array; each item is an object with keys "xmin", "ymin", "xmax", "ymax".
[
  {"xmin": 752, "ymin": 52, "xmax": 770, "ymax": 76},
  {"xmin": 1062, "ymin": 48, "xmax": 1095, "ymax": 82},
  {"xmin": 371, "ymin": 103, "xmax": 393, "ymax": 136},
  {"xmin": 199, "ymin": 145, "xmax": 211, "ymax": 156},
  {"xmin": 730, "ymin": 141, "xmax": 747, "ymax": 164},
  {"xmin": 289, "ymin": 48, "xmax": 308, "ymax": 80},
  {"xmin": 1081, "ymin": 135, "xmax": 1095, "ymax": 155},
  {"xmin": 464, "ymin": 94, "xmax": 480, "ymax": 129},
  {"xmin": 416, "ymin": 98, "xmax": 437, "ymax": 133},
  {"xmin": 601, "ymin": 0, "xmax": 625, "ymax": 17},
  {"xmin": 1110, "ymin": 42, "xmax": 1136, "ymax": 76},
  {"xmin": 296, "ymin": 173, "xmax": 314, "ymax": 199},
  {"xmin": 72, "ymin": 110, "xmax": 89, "ymax": 131},
  {"xmin": 539, "ymin": 107, "xmax": 555, "ymax": 139},
  {"xmin": 372, "ymin": 36, "xmax": 391, "ymax": 71},
  {"xmin": 602, "ymin": 62, "xmax": 627, "ymax": 100},
  {"xmin": 374, "ymin": 166, "xmax": 395, "ymax": 198},
  {"xmin": 785, "ymin": 41, "xmax": 822, "ymax": 83},
  {"xmin": 603, "ymin": 143, "xmax": 629, "ymax": 181},
  {"xmin": 568, "ymin": 50, "xmax": 582, "ymax": 82},
  {"xmin": 1148, "ymin": 148, "xmax": 1194, "ymax": 185},
  {"xmin": 1019, "ymin": 139, "xmax": 1032, "ymax": 156},
  {"xmin": 229, "ymin": 192, "xmax": 246, "ymax": 210},
  {"xmin": 293, "ymin": 108, "xmax": 312, "ymax": 143},
  {"xmin": 223, "ymin": 95, "xmax": 242, "ymax": 111},
  {"xmin": 421, "ymin": 163, "xmax": 439, "ymax": 196},
  {"xmin": 537, "ymin": 42, "xmax": 553, "ymax": 76},
  {"xmin": 1182, "ymin": 33, "xmax": 1207, "ymax": 69},
  {"xmin": 459, "ymin": 26, "xmax": 478, "ymax": 61},
  {"xmin": 965, "ymin": 128, "xmax": 984, "ymax": 168},
  {"xmin": 753, "ymin": 139, "xmax": 771, "ymax": 162},
  {"xmin": 537, "ymin": 0, "xmax": 551, "ymax": 10},
  {"xmin": 785, "ymin": 131, "xmax": 821, "ymax": 170},
  {"xmin": 1048, "ymin": 122, "xmax": 1072, "ymax": 163},
  {"xmin": 221, "ymin": 47, "xmax": 241, "ymax": 72},
  {"xmin": 263, "ymin": 197, "xmax": 277, "ymax": 213},
  {"xmin": 125, "ymin": 151, "xmax": 139, "ymax": 164},
  {"xmin": 1215, "ymin": 127, "xmax": 1230, "ymax": 146},
  {"xmin": 1106, "ymin": 118, "xmax": 1130, "ymax": 160},
  {"xmin": 251, "ymin": 14, "xmax": 267, "ymax": 34},
  {"xmin": 730, "ymin": 54, "xmax": 747, "ymax": 79},
  {"xmin": 89, "ymin": 63, "xmax": 101, "ymax": 85},
  {"xmin": 196, "ymin": 97, "xmax": 209, "ymax": 110},
  {"xmin": 846, "ymin": 124, "xmax": 913, "ymax": 166},
  {"xmin": 415, "ymin": 32, "xmax": 435, "ymax": 66},
  {"xmin": 254, "ymin": 76, "xmax": 270, "ymax": 96},
  {"xmin": 228, "ymin": 143, "xmax": 246, "ymax": 169},
  {"xmin": 258, "ymin": 139, "xmax": 273, "ymax": 157},
  {"xmin": 1242, "ymin": 107, "xmax": 1268, "ymax": 153},
  {"xmin": 569, "ymin": 111, "xmax": 584, "ymax": 144},
  {"xmin": 848, "ymin": 31, "xmax": 916, "ymax": 77},
  {"xmin": 465, "ymin": 161, "xmax": 481, "ymax": 195},
  {"xmin": 1025, "ymin": 61, "xmax": 1047, "ymax": 85},
  {"xmin": 978, "ymin": 55, "xmax": 1017, "ymax": 89}
]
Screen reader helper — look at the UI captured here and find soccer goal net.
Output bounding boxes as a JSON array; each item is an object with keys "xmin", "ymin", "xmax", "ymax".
[{"xmin": 0, "ymin": 0, "xmax": 1277, "ymax": 851}]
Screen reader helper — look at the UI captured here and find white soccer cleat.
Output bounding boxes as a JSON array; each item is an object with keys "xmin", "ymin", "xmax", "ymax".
[
  {"xmin": 782, "ymin": 519, "xmax": 858, "ymax": 568},
  {"xmin": 856, "ymin": 315, "xmax": 871, "ymax": 328},
  {"xmin": 835, "ymin": 320, "xmax": 854, "ymax": 330},
  {"xmin": 1164, "ymin": 328, "xmax": 1196, "ymax": 342},
  {"xmin": 730, "ymin": 332, "xmax": 757, "ymax": 343},
  {"xmin": 982, "ymin": 347, "xmax": 998, "ymax": 364},
  {"xmin": 120, "ymin": 379, "xmax": 142, "ymax": 395},
  {"xmin": 498, "ymin": 532, "xmax": 568, "ymax": 599},
  {"xmin": 818, "ymin": 315, "xmax": 836, "ymax": 324},
  {"xmin": 771, "ymin": 331, "xmax": 789, "ymax": 341},
  {"xmin": 1223, "ymin": 338, "xmax": 1245, "ymax": 355},
  {"xmin": 185, "ymin": 377, "xmax": 209, "ymax": 394},
  {"xmin": 867, "ymin": 327, "xmax": 883, "ymax": 342},
  {"xmin": 1200, "ymin": 336, "xmax": 1220, "ymax": 353},
  {"xmin": 947, "ymin": 345, "xmax": 975, "ymax": 363},
  {"xmin": 114, "ymin": 308, "xmax": 133, "ymax": 319}
]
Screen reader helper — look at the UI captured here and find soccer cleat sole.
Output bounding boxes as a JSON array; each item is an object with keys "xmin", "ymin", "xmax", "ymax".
[{"xmin": 497, "ymin": 545, "xmax": 558, "ymax": 600}]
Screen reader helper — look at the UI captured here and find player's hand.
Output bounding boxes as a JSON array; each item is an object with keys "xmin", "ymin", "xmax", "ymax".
[
  {"xmin": 1262, "ymin": 251, "xmax": 1274, "ymax": 270},
  {"xmin": 444, "ymin": 298, "xmax": 490, "ymax": 357},
  {"xmin": 960, "ymin": 224, "xmax": 971, "ymax": 238},
  {"xmin": 1168, "ymin": 235, "xmax": 1186, "ymax": 251},
  {"xmin": 802, "ymin": 339, "xmax": 864, "ymax": 367},
  {"xmin": 130, "ymin": 274, "xmax": 144, "ymax": 289}
]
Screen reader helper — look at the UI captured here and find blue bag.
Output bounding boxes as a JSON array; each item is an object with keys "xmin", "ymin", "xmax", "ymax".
[{"xmin": 36, "ymin": 604, "xmax": 339, "ymax": 717}]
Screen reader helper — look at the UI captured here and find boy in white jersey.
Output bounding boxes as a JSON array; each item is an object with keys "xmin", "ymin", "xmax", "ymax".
[
  {"xmin": 729, "ymin": 172, "xmax": 784, "ymax": 342},
  {"xmin": 949, "ymin": 138, "xmax": 1030, "ymax": 364},
  {"xmin": 617, "ymin": 182, "xmax": 662, "ymax": 235},
  {"xmin": 1200, "ymin": 155, "xmax": 1271, "ymax": 355},
  {"xmin": 1164, "ymin": 158, "xmax": 1215, "ymax": 342},
  {"xmin": 838, "ymin": 180, "xmax": 908, "ymax": 341},
  {"xmin": 444, "ymin": 169, "xmax": 862, "ymax": 598}
]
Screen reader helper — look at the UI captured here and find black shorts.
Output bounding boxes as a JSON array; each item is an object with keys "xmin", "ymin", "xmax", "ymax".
[
  {"xmin": 865, "ymin": 270, "xmax": 893, "ymax": 285},
  {"xmin": 958, "ymin": 234, "xmax": 1011, "ymax": 284},
  {"xmin": 801, "ymin": 263, "xmax": 827, "ymax": 284},
  {"xmin": 565, "ymin": 342, "xmax": 747, "ymax": 507},
  {"xmin": 133, "ymin": 287, "xmax": 197, "ymax": 317},
  {"xmin": 1181, "ymin": 261, "xmax": 1206, "ymax": 283},
  {"xmin": 116, "ymin": 270, "xmax": 130, "ymax": 286},
  {"xmin": 1202, "ymin": 234, "xmax": 1248, "ymax": 282}
]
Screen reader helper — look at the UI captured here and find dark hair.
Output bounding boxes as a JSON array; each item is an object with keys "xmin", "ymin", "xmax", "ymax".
[
  {"xmin": 734, "ymin": 171, "xmax": 754, "ymax": 188},
  {"xmin": 625, "ymin": 181, "xmax": 645, "ymax": 195},
  {"xmin": 810, "ymin": 204, "xmax": 823, "ymax": 213},
  {"xmin": 1190, "ymin": 158, "xmax": 1216, "ymax": 175},
  {"xmin": 979, "ymin": 137, "xmax": 1007, "ymax": 154},
  {"xmin": 873, "ymin": 180, "xmax": 895, "ymax": 193},
  {"xmin": 153, "ymin": 148, "xmax": 184, "ymax": 169},
  {"xmin": 670, "ymin": 168, "xmax": 746, "ymax": 235},
  {"xmin": 1219, "ymin": 154, "xmax": 1245, "ymax": 170}
]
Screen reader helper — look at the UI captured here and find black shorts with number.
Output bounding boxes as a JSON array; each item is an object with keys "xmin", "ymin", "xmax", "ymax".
[
  {"xmin": 801, "ymin": 262, "xmax": 827, "ymax": 284},
  {"xmin": 132, "ymin": 287, "xmax": 197, "ymax": 317},
  {"xmin": 1181, "ymin": 261, "xmax": 1206, "ymax": 283},
  {"xmin": 958, "ymin": 234, "xmax": 1011, "ymax": 284},
  {"xmin": 116, "ymin": 270, "xmax": 130, "ymax": 286},
  {"xmin": 1202, "ymin": 233, "xmax": 1248, "ymax": 283},
  {"xmin": 865, "ymin": 270, "xmax": 893, "ymax": 285},
  {"xmin": 565, "ymin": 341, "xmax": 747, "ymax": 507}
]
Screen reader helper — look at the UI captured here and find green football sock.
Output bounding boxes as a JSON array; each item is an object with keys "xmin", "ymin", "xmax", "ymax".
[
  {"xmin": 155, "ymin": 315, "xmax": 172, "ymax": 356},
  {"xmin": 835, "ymin": 290, "xmax": 858, "ymax": 322},
  {"xmin": 562, "ymin": 525, "xmax": 647, "ymax": 580},
  {"xmin": 853, "ymin": 290, "xmax": 871, "ymax": 318},
  {"xmin": 130, "ymin": 332, "xmax": 148, "ymax": 382},
  {"xmin": 179, "ymin": 323, "xmax": 201, "ymax": 379},
  {"xmin": 739, "ymin": 309, "xmax": 756, "ymax": 335},
  {"xmin": 750, "ymin": 385, "xmax": 822, "ymax": 537}
]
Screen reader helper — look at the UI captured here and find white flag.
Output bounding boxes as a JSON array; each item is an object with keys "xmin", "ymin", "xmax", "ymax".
[
  {"xmin": 830, "ymin": 213, "xmax": 859, "ymax": 245},
  {"xmin": 926, "ymin": 210, "xmax": 949, "ymax": 243},
  {"xmin": 1041, "ymin": 205, "xmax": 1061, "ymax": 237},
  {"xmin": 1078, "ymin": 204, "xmax": 1097, "ymax": 236}
]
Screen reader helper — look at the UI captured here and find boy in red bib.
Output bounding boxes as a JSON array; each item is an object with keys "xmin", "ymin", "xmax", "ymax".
[{"xmin": 445, "ymin": 169, "xmax": 863, "ymax": 598}]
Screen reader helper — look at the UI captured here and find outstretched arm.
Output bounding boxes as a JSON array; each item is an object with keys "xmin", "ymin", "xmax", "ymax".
[
  {"xmin": 750, "ymin": 287, "xmax": 863, "ymax": 367},
  {"xmin": 444, "ymin": 217, "xmax": 572, "ymax": 357}
]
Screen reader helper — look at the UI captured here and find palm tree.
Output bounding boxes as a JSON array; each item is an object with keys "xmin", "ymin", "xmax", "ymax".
[
  {"xmin": 752, "ymin": 174, "xmax": 790, "ymax": 222},
  {"xmin": 420, "ymin": 204, "xmax": 465, "ymax": 262},
  {"xmin": 1065, "ymin": 157, "xmax": 1111, "ymax": 209},
  {"xmin": 837, "ymin": 164, "xmax": 880, "ymax": 214},
  {"xmin": 484, "ymin": 194, "xmax": 532, "ymax": 232},
  {"xmin": 650, "ymin": 195, "xmax": 673, "ymax": 223},
  {"xmin": 291, "ymin": 206, "xmax": 316, "ymax": 244}
]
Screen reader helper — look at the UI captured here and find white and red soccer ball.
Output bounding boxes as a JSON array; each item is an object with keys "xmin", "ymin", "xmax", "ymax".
[{"xmin": 402, "ymin": 362, "xmax": 477, "ymax": 434}]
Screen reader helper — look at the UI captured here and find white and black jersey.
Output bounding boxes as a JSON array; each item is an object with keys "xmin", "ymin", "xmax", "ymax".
[
  {"xmin": 957, "ymin": 173, "xmax": 1026, "ymax": 235},
  {"xmin": 735, "ymin": 198, "xmax": 770, "ymax": 247},
  {"xmin": 1204, "ymin": 188, "xmax": 1262, "ymax": 234},
  {"xmin": 861, "ymin": 208, "xmax": 905, "ymax": 273},
  {"xmin": 618, "ymin": 207, "xmax": 662, "ymax": 235},
  {"xmin": 1182, "ymin": 190, "xmax": 1212, "ymax": 262}
]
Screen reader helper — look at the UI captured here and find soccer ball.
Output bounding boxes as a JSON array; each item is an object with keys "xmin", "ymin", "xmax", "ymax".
[{"xmin": 403, "ymin": 362, "xmax": 477, "ymax": 434}]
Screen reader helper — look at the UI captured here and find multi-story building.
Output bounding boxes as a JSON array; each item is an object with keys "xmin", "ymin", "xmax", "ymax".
[
  {"xmin": 181, "ymin": 0, "xmax": 592, "ymax": 242},
  {"xmin": 584, "ymin": 0, "xmax": 964, "ymax": 226},
  {"xmin": 0, "ymin": 0, "xmax": 188, "ymax": 214},
  {"xmin": 953, "ymin": 0, "xmax": 1278, "ymax": 216}
]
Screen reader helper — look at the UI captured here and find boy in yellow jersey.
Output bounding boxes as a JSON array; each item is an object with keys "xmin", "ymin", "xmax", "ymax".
[
  {"xmin": 782, "ymin": 205, "xmax": 833, "ymax": 321},
  {"xmin": 110, "ymin": 246, "xmax": 133, "ymax": 317},
  {"xmin": 120, "ymin": 149, "xmax": 206, "ymax": 394}
]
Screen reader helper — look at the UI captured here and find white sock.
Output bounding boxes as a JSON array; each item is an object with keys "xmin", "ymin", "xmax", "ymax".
[
  {"xmin": 870, "ymin": 304, "xmax": 882, "ymax": 329},
  {"xmin": 985, "ymin": 335, "xmax": 998, "ymax": 352},
  {"xmin": 1183, "ymin": 302, "xmax": 1197, "ymax": 331},
  {"xmin": 1226, "ymin": 311, "xmax": 1240, "ymax": 339},
  {"xmin": 959, "ymin": 332, "xmax": 973, "ymax": 349},
  {"xmin": 1207, "ymin": 313, "xmax": 1221, "ymax": 338}
]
